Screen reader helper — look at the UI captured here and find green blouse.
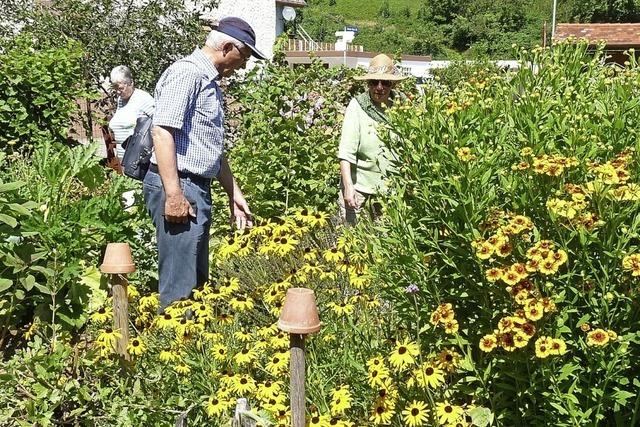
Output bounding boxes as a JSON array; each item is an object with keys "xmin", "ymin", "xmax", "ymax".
[{"xmin": 337, "ymin": 93, "xmax": 395, "ymax": 195}]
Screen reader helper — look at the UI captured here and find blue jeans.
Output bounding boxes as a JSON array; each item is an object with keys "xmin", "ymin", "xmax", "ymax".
[{"xmin": 143, "ymin": 168, "xmax": 212, "ymax": 310}]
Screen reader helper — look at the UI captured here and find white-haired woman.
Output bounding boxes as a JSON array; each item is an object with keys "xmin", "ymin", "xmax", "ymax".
[{"xmin": 108, "ymin": 65, "xmax": 155, "ymax": 158}]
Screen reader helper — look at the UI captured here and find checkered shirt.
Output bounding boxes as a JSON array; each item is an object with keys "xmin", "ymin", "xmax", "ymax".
[{"xmin": 151, "ymin": 49, "xmax": 225, "ymax": 179}]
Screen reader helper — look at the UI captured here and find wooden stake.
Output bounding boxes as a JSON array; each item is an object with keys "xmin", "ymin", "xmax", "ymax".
[
  {"xmin": 233, "ymin": 398, "xmax": 256, "ymax": 427},
  {"xmin": 290, "ymin": 333, "xmax": 306, "ymax": 427},
  {"xmin": 111, "ymin": 274, "xmax": 130, "ymax": 361}
]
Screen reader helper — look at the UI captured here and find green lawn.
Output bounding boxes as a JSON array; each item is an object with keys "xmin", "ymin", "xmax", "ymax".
[{"xmin": 315, "ymin": 0, "xmax": 422, "ymax": 21}]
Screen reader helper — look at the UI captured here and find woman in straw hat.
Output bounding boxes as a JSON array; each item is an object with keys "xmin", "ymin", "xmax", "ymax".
[{"xmin": 337, "ymin": 54, "xmax": 407, "ymax": 225}]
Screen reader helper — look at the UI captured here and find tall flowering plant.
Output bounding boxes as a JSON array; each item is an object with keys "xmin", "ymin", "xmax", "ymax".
[{"xmin": 362, "ymin": 41, "xmax": 640, "ymax": 425}]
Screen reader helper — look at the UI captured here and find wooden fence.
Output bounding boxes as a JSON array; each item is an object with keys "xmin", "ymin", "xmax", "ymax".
[{"xmin": 284, "ymin": 39, "xmax": 364, "ymax": 52}]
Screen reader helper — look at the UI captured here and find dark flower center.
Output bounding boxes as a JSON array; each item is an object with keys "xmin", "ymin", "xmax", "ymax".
[
  {"xmin": 398, "ymin": 346, "xmax": 407, "ymax": 355},
  {"xmin": 445, "ymin": 405, "xmax": 453, "ymax": 413},
  {"xmin": 426, "ymin": 367, "xmax": 434, "ymax": 375},
  {"xmin": 412, "ymin": 408, "xmax": 419, "ymax": 416}
]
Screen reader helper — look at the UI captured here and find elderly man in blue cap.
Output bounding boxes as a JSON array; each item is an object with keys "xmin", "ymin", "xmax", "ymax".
[{"xmin": 144, "ymin": 17, "xmax": 266, "ymax": 311}]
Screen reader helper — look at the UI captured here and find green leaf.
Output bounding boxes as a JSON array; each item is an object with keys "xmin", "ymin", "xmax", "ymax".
[
  {"xmin": 0, "ymin": 278, "xmax": 13, "ymax": 292},
  {"xmin": 20, "ymin": 275, "xmax": 36, "ymax": 291},
  {"xmin": 0, "ymin": 213, "xmax": 18, "ymax": 228},
  {"xmin": 468, "ymin": 406, "xmax": 494, "ymax": 427},
  {"xmin": 76, "ymin": 164, "xmax": 105, "ymax": 190},
  {"xmin": 7, "ymin": 203, "xmax": 32, "ymax": 216},
  {"xmin": 31, "ymin": 266, "xmax": 56, "ymax": 277},
  {"xmin": 0, "ymin": 181, "xmax": 25, "ymax": 192}
]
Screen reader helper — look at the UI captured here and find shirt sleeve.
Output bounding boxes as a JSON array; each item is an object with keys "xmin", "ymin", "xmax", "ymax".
[
  {"xmin": 137, "ymin": 90, "xmax": 155, "ymax": 117},
  {"xmin": 153, "ymin": 64, "xmax": 199, "ymax": 130},
  {"xmin": 337, "ymin": 98, "xmax": 360, "ymax": 163}
]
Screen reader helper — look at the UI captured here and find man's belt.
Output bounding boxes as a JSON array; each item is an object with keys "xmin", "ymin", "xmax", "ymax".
[{"xmin": 149, "ymin": 163, "xmax": 211, "ymax": 186}]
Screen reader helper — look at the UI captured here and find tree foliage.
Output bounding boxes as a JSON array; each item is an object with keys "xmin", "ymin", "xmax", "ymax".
[
  {"xmin": 1, "ymin": 0, "xmax": 219, "ymax": 92},
  {"xmin": 302, "ymin": 0, "xmax": 640, "ymax": 59},
  {"xmin": 561, "ymin": 0, "xmax": 640, "ymax": 22},
  {"xmin": 302, "ymin": 0, "xmax": 547, "ymax": 58},
  {"xmin": 0, "ymin": 35, "xmax": 90, "ymax": 152}
]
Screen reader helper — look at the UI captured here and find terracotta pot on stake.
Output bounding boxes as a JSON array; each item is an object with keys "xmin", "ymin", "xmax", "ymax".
[
  {"xmin": 100, "ymin": 243, "xmax": 136, "ymax": 361},
  {"xmin": 277, "ymin": 288, "xmax": 321, "ymax": 427}
]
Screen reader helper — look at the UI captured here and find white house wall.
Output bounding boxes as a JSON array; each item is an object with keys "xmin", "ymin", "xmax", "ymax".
[{"xmin": 203, "ymin": 0, "xmax": 276, "ymax": 61}]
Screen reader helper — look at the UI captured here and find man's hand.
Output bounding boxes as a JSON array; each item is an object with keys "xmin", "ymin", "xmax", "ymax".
[
  {"xmin": 164, "ymin": 192, "xmax": 196, "ymax": 223},
  {"xmin": 343, "ymin": 184, "xmax": 359, "ymax": 209},
  {"xmin": 230, "ymin": 193, "xmax": 252, "ymax": 231}
]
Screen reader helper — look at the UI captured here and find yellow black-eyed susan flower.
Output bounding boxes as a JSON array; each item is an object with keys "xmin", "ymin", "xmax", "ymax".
[
  {"xmin": 95, "ymin": 327, "xmax": 122, "ymax": 351},
  {"xmin": 212, "ymin": 344, "xmax": 228, "ymax": 362},
  {"xmin": 329, "ymin": 385, "xmax": 352, "ymax": 416},
  {"xmin": 436, "ymin": 401, "xmax": 464, "ymax": 425},
  {"xmin": 308, "ymin": 211, "xmax": 329, "ymax": 228},
  {"xmin": 266, "ymin": 351, "xmax": 290, "ymax": 376},
  {"xmin": 205, "ymin": 395, "xmax": 231, "ymax": 417},
  {"xmin": 231, "ymin": 374, "xmax": 257, "ymax": 394},
  {"xmin": 409, "ymin": 363, "xmax": 445, "ymax": 389},
  {"xmin": 174, "ymin": 362, "xmax": 191, "ymax": 375},
  {"xmin": 233, "ymin": 347, "xmax": 257, "ymax": 366},
  {"xmin": 127, "ymin": 337, "xmax": 146, "ymax": 357},
  {"xmin": 369, "ymin": 398, "xmax": 395, "ymax": 425},
  {"xmin": 402, "ymin": 400, "xmax": 429, "ymax": 427},
  {"xmin": 328, "ymin": 301, "xmax": 354, "ymax": 316},
  {"xmin": 229, "ymin": 295, "xmax": 255, "ymax": 312},
  {"xmin": 388, "ymin": 338, "xmax": 419, "ymax": 371}
]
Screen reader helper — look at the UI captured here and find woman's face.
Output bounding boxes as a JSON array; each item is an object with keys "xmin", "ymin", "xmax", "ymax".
[
  {"xmin": 112, "ymin": 80, "xmax": 134, "ymax": 101},
  {"xmin": 368, "ymin": 79, "xmax": 393, "ymax": 105}
]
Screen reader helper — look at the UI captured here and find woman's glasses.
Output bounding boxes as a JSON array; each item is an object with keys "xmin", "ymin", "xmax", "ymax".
[
  {"xmin": 110, "ymin": 81, "xmax": 131, "ymax": 93},
  {"xmin": 368, "ymin": 79, "xmax": 392, "ymax": 87}
]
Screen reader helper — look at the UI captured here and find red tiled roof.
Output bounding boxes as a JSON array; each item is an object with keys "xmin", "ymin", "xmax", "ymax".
[
  {"xmin": 276, "ymin": 0, "xmax": 307, "ymax": 8},
  {"xmin": 554, "ymin": 23, "xmax": 640, "ymax": 48}
]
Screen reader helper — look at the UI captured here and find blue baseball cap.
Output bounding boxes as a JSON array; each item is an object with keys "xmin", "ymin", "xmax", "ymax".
[{"xmin": 217, "ymin": 17, "xmax": 266, "ymax": 60}]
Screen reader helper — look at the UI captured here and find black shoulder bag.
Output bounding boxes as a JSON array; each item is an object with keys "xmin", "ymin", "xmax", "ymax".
[{"xmin": 121, "ymin": 115, "xmax": 154, "ymax": 181}]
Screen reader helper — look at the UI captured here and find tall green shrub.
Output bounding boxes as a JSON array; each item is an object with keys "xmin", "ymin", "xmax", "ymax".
[
  {"xmin": 2, "ymin": 0, "xmax": 219, "ymax": 92},
  {"xmin": 223, "ymin": 48, "xmax": 360, "ymax": 220},
  {"xmin": 0, "ymin": 35, "xmax": 89, "ymax": 152},
  {"xmin": 0, "ymin": 142, "xmax": 144, "ymax": 344}
]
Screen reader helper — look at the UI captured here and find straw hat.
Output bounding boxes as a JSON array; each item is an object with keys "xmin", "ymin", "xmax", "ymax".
[{"xmin": 354, "ymin": 54, "xmax": 408, "ymax": 81}]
